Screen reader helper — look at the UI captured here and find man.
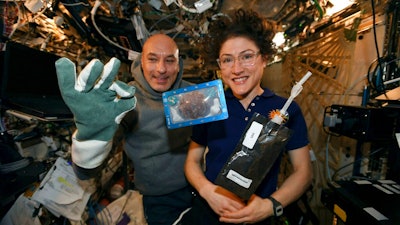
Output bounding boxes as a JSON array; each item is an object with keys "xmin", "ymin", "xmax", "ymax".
[
  {"xmin": 118, "ymin": 33, "xmax": 194, "ymax": 224},
  {"xmin": 56, "ymin": 34, "xmax": 193, "ymax": 225}
]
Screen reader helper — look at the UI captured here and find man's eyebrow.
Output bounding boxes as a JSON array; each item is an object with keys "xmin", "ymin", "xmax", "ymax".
[
  {"xmin": 146, "ymin": 52, "xmax": 176, "ymax": 57},
  {"xmin": 145, "ymin": 52, "xmax": 159, "ymax": 57}
]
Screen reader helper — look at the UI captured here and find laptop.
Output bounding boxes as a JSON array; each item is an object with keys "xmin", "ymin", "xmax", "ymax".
[{"xmin": 1, "ymin": 41, "xmax": 73, "ymax": 121}]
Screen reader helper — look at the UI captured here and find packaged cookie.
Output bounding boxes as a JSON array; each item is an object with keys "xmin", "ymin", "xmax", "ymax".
[{"xmin": 162, "ymin": 79, "xmax": 228, "ymax": 129}]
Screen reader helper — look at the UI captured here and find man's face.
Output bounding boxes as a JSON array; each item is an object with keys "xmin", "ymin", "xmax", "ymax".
[{"xmin": 141, "ymin": 35, "xmax": 180, "ymax": 93}]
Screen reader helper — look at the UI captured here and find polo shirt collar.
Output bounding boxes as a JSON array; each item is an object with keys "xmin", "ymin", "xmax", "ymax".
[{"xmin": 225, "ymin": 88, "xmax": 275, "ymax": 99}]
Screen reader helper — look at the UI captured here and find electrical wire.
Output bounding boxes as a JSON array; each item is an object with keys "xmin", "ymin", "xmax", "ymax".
[
  {"xmin": 148, "ymin": 13, "xmax": 177, "ymax": 32},
  {"xmin": 174, "ymin": 0, "xmax": 215, "ymax": 14},
  {"xmin": 172, "ymin": 207, "xmax": 192, "ymax": 225},
  {"xmin": 130, "ymin": 10, "xmax": 150, "ymax": 46},
  {"xmin": 91, "ymin": 0, "xmax": 131, "ymax": 53},
  {"xmin": 7, "ymin": 0, "xmax": 22, "ymax": 39},
  {"xmin": 174, "ymin": 0, "xmax": 200, "ymax": 13},
  {"xmin": 369, "ymin": 0, "xmax": 386, "ymax": 94},
  {"xmin": 61, "ymin": 1, "xmax": 89, "ymax": 7},
  {"xmin": 325, "ymin": 134, "xmax": 332, "ymax": 182},
  {"xmin": 331, "ymin": 146, "xmax": 385, "ymax": 181},
  {"xmin": 371, "ymin": 0, "xmax": 381, "ymax": 62}
]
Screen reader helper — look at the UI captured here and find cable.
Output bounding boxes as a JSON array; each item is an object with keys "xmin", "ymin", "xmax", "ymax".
[
  {"xmin": 7, "ymin": 0, "xmax": 23, "ymax": 39},
  {"xmin": 148, "ymin": 13, "xmax": 177, "ymax": 32},
  {"xmin": 367, "ymin": 58, "xmax": 380, "ymax": 93},
  {"xmin": 331, "ymin": 146, "xmax": 386, "ymax": 181},
  {"xmin": 325, "ymin": 134, "xmax": 332, "ymax": 182},
  {"xmin": 174, "ymin": 0, "xmax": 200, "ymax": 14},
  {"xmin": 370, "ymin": 0, "xmax": 385, "ymax": 94},
  {"xmin": 91, "ymin": 0, "xmax": 131, "ymax": 53},
  {"xmin": 130, "ymin": 10, "xmax": 150, "ymax": 46},
  {"xmin": 172, "ymin": 207, "xmax": 192, "ymax": 225},
  {"xmin": 174, "ymin": 0, "xmax": 215, "ymax": 14},
  {"xmin": 61, "ymin": 1, "xmax": 89, "ymax": 7}
]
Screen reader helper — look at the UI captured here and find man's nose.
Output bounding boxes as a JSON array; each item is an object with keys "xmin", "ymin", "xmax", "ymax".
[{"xmin": 157, "ymin": 61, "xmax": 166, "ymax": 73}]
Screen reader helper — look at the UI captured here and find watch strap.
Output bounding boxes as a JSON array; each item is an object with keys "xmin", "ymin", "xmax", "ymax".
[{"xmin": 268, "ymin": 196, "xmax": 283, "ymax": 217}]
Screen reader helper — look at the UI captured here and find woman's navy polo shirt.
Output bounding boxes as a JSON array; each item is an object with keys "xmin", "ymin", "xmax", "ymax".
[{"xmin": 191, "ymin": 88, "xmax": 309, "ymax": 197}]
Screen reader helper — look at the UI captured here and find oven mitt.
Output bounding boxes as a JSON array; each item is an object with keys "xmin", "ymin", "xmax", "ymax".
[{"xmin": 55, "ymin": 57, "xmax": 136, "ymax": 179}]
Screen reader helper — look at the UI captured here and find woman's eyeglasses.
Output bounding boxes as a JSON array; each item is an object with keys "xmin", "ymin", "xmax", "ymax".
[{"xmin": 216, "ymin": 51, "xmax": 260, "ymax": 69}]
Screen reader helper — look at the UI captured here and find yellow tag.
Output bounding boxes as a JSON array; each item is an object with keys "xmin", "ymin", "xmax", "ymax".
[{"xmin": 334, "ymin": 204, "xmax": 347, "ymax": 222}]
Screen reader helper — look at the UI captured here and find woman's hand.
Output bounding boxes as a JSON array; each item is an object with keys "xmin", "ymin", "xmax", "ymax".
[
  {"xmin": 201, "ymin": 185, "xmax": 246, "ymax": 216},
  {"xmin": 219, "ymin": 194, "xmax": 273, "ymax": 224}
]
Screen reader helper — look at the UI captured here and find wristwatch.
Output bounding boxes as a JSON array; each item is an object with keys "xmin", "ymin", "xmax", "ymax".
[{"xmin": 268, "ymin": 196, "xmax": 283, "ymax": 217}]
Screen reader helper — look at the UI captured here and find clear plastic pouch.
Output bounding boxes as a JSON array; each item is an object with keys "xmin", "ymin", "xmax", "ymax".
[{"xmin": 162, "ymin": 79, "xmax": 228, "ymax": 129}]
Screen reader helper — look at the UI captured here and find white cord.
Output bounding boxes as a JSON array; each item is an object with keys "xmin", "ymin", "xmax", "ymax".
[
  {"xmin": 172, "ymin": 207, "xmax": 192, "ymax": 225},
  {"xmin": 91, "ymin": 0, "xmax": 131, "ymax": 52},
  {"xmin": 174, "ymin": 0, "xmax": 198, "ymax": 13},
  {"xmin": 174, "ymin": 0, "xmax": 215, "ymax": 14}
]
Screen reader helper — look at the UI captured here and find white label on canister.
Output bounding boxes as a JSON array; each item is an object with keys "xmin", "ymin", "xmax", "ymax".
[
  {"xmin": 363, "ymin": 207, "xmax": 388, "ymax": 221},
  {"xmin": 242, "ymin": 121, "xmax": 263, "ymax": 149},
  {"xmin": 226, "ymin": 169, "xmax": 252, "ymax": 188}
]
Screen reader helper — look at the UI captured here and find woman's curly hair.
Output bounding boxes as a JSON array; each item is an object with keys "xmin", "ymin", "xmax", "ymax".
[{"xmin": 201, "ymin": 8, "xmax": 276, "ymax": 67}]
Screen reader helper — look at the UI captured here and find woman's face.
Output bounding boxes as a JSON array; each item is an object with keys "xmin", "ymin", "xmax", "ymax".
[{"xmin": 218, "ymin": 37, "xmax": 267, "ymax": 99}]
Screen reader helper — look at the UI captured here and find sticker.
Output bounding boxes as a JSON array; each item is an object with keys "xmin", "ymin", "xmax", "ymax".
[
  {"xmin": 354, "ymin": 180, "xmax": 372, "ymax": 185},
  {"xmin": 373, "ymin": 184, "xmax": 394, "ymax": 194},
  {"xmin": 363, "ymin": 207, "xmax": 388, "ymax": 221},
  {"xmin": 333, "ymin": 204, "xmax": 347, "ymax": 222},
  {"xmin": 167, "ymin": 96, "xmax": 179, "ymax": 106},
  {"xmin": 378, "ymin": 180, "xmax": 396, "ymax": 184},
  {"xmin": 382, "ymin": 184, "xmax": 400, "ymax": 194},
  {"xmin": 242, "ymin": 121, "xmax": 263, "ymax": 149},
  {"xmin": 226, "ymin": 170, "xmax": 252, "ymax": 189}
]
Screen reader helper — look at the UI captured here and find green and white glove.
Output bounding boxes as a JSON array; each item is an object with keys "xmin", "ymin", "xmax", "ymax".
[{"xmin": 55, "ymin": 57, "xmax": 136, "ymax": 179}]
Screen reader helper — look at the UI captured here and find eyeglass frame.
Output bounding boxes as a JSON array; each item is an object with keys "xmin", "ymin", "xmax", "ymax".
[{"xmin": 216, "ymin": 51, "xmax": 261, "ymax": 69}]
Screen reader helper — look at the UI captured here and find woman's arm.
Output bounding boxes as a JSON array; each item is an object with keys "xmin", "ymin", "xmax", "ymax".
[
  {"xmin": 184, "ymin": 141, "xmax": 245, "ymax": 215},
  {"xmin": 184, "ymin": 141, "xmax": 209, "ymax": 194},
  {"xmin": 220, "ymin": 145, "xmax": 313, "ymax": 223},
  {"xmin": 271, "ymin": 145, "xmax": 313, "ymax": 206}
]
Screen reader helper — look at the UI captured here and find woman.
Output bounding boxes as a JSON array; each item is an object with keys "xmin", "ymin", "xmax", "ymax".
[{"xmin": 182, "ymin": 8, "xmax": 313, "ymax": 225}]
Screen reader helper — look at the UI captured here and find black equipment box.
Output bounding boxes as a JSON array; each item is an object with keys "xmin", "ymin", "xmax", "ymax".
[
  {"xmin": 321, "ymin": 180, "xmax": 400, "ymax": 225},
  {"xmin": 326, "ymin": 105, "xmax": 400, "ymax": 141}
]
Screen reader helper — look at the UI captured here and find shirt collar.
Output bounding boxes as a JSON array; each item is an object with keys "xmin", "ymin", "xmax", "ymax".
[{"xmin": 225, "ymin": 88, "xmax": 275, "ymax": 99}]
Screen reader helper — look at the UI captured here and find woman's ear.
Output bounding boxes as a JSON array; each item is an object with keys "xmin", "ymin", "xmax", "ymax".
[{"xmin": 262, "ymin": 56, "xmax": 268, "ymax": 68}]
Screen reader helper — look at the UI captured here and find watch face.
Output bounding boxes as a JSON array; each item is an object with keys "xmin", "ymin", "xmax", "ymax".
[
  {"xmin": 269, "ymin": 197, "xmax": 283, "ymax": 217},
  {"xmin": 276, "ymin": 205, "xmax": 283, "ymax": 216}
]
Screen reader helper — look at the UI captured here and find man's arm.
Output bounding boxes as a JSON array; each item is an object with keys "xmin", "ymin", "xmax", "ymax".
[{"xmin": 55, "ymin": 57, "xmax": 136, "ymax": 180}]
